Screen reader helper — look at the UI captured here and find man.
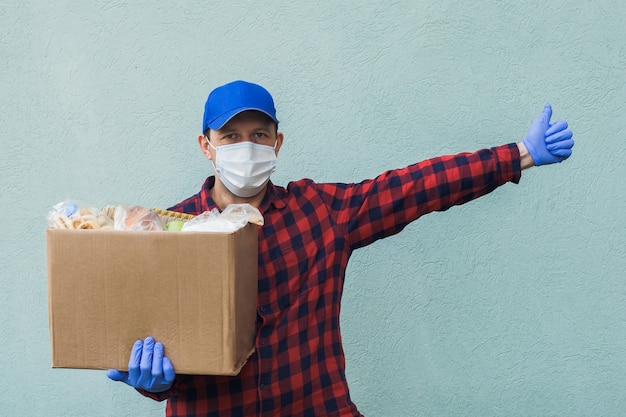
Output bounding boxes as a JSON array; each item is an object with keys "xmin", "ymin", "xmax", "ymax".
[{"xmin": 108, "ymin": 80, "xmax": 574, "ymax": 416}]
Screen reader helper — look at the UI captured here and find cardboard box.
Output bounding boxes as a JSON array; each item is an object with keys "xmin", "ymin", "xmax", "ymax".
[{"xmin": 46, "ymin": 224, "xmax": 258, "ymax": 375}]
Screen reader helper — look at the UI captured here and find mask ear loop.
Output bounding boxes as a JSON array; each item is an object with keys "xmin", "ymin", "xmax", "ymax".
[
  {"xmin": 204, "ymin": 135, "xmax": 219, "ymax": 172},
  {"xmin": 270, "ymin": 138, "xmax": 279, "ymax": 155},
  {"xmin": 205, "ymin": 135, "xmax": 217, "ymax": 150}
]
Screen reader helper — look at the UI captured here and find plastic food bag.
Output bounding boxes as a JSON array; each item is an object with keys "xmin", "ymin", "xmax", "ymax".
[
  {"xmin": 182, "ymin": 204, "xmax": 263, "ymax": 232},
  {"xmin": 113, "ymin": 205, "xmax": 165, "ymax": 231},
  {"xmin": 47, "ymin": 200, "xmax": 114, "ymax": 230}
]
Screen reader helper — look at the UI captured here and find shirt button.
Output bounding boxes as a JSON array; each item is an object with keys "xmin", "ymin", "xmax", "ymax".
[
  {"xmin": 259, "ymin": 339, "xmax": 267, "ymax": 346},
  {"xmin": 259, "ymin": 306, "xmax": 267, "ymax": 313},
  {"xmin": 260, "ymin": 383, "xmax": 267, "ymax": 389}
]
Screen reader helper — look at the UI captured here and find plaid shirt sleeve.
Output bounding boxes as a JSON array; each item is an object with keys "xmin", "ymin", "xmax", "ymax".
[
  {"xmin": 317, "ymin": 144, "xmax": 521, "ymax": 249},
  {"xmin": 137, "ymin": 143, "xmax": 521, "ymax": 416}
]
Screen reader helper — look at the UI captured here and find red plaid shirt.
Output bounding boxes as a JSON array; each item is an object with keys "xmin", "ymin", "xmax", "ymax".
[{"xmin": 143, "ymin": 144, "xmax": 521, "ymax": 416}]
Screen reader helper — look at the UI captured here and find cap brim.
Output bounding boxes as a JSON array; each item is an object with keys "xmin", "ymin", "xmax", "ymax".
[{"xmin": 207, "ymin": 107, "xmax": 279, "ymax": 130}]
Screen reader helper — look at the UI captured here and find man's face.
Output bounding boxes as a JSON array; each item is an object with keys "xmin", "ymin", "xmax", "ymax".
[{"xmin": 199, "ymin": 109, "xmax": 284, "ymax": 170}]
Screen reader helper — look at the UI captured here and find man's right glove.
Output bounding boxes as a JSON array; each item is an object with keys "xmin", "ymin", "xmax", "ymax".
[
  {"xmin": 107, "ymin": 336, "xmax": 175, "ymax": 393},
  {"xmin": 523, "ymin": 103, "xmax": 574, "ymax": 166}
]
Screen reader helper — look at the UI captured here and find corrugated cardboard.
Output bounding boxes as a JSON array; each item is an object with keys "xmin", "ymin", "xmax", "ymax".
[{"xmin": 46, "ymin": 224, "xmax": 258, "ymax": 375}]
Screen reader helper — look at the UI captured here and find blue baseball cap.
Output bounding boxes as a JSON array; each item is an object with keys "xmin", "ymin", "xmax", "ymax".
[{"xmin": 202, "ymin": 80, "xmax": 279, "ymax": 132}]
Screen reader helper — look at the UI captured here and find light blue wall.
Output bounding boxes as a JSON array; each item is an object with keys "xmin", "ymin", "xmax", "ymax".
[{"xmin": 1, "ymin": 1, "xmax": 624, "ymax": 415}]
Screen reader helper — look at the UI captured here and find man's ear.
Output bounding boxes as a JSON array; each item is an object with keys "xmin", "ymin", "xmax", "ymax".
[
  {"xmin": 198, "ymin": 134, "xmax": 212, "ymax": 160},
  {"xmin": 274, "ymin": 132, "xmax": 284, "ymax": 156}
]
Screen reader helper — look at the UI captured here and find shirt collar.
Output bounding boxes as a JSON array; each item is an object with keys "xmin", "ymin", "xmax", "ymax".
[
  {"xmin": 201, "ymin": 176, "xmax": 286, "ymax": 212},
  {"xmin": 260, "ymin": 181, "xmax": 287, "ymax": 211}
]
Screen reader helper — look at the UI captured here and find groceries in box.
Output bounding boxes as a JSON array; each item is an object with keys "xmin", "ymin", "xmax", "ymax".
[{"xmin": 46, "ymin": 199, "xmax": 263, "ymax": 232}]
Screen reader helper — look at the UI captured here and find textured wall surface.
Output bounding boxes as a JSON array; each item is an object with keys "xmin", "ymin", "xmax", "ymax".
[{"xmin": 1, "ymin": 1, "xmax": 625, "ymax": 416}]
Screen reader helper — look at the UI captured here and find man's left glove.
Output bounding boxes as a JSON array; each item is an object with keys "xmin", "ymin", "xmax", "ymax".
[
  {"xmin": 523, "ymin": 103, "xmax": 574, "ymax": 166},
  {"xmin": 107, "ymin": 336, "xmax": 175, "ymax": 393}
]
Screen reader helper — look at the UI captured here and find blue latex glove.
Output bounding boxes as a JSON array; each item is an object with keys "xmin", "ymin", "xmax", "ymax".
[
  {"xmin": 107, "ymin": 336, "xmax": 175, "ymax": 393},
  {"xmin": 523, "ymin": 103, "xmax": 574, "ymax": 166}
]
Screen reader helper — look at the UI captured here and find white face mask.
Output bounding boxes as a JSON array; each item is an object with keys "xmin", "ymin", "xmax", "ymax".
[{"xmin": 207, "ymin": 139, "xmax": 277, "ymax": 198}]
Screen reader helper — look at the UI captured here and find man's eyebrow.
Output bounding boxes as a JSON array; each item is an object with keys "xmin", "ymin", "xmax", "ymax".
[{"xmin": 217, "ymin": 123, "xmax": 273, "ymax": 134}]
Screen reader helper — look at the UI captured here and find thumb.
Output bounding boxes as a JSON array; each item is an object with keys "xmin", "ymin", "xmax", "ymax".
[
  {"xmin": 162, "ymin": 357, "xmax": 176, "ymax": 382},
  {"xmin": 541, "ymin": 103, "xmax": 553, "ymax": 125},
  {"xmin": 107, "ymin": 369, "xmax": 129, "ymax": 381}
]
